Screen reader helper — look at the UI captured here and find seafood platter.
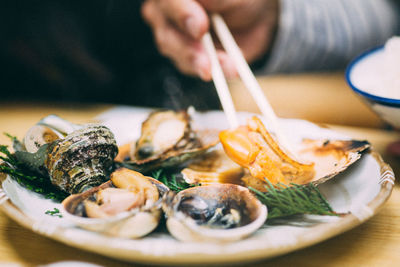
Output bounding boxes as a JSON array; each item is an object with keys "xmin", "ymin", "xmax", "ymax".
[{"xmin": 0, "ymin": 107, "xmax": 394, "ymax": 264}]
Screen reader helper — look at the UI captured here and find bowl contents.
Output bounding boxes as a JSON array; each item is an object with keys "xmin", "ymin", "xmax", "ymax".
[{"xmin": 350, "ymin": 36, "xmax": 400, "ymax": 99}]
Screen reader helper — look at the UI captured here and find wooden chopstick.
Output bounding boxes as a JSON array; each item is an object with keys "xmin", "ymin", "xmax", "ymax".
[
  {"xmin": 202, "ymin": 32, "xmax": 239, "ymax": 129},
  {"xmin": 210, "ymin": 14, "xmax": 298, "ymax": 158}
]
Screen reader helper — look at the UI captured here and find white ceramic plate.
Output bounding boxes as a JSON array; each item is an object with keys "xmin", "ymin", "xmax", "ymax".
[{"xmin": 0, "ymin": 107, "xmax": 395, "ymax": 265}]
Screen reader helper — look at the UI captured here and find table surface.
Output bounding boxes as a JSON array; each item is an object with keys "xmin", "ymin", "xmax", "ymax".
[{"xmin": 1, "ymin": 73, "xmax": 399, "ymax": 266}]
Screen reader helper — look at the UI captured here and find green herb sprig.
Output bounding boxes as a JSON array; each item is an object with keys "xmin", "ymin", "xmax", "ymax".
[
  {"xmin": 152, "ymin": 169, "xmax": 198, "ymax": 192},
  {"xmin": 0, "ymin": 137, "xmax": 68, "ymax": 202},
  {"xmin": 45, "ymin": 207, "xmax": 63, "ymax": 218},
  {"xmin": 250, "ymin": 180, "xmax": 337, "ymax": 219}
]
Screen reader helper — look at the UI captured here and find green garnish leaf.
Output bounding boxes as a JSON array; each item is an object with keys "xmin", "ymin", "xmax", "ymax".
[
  {"xmin": 45, "ymin": 208, "xmax": 63, "ymax": 218},
  {"xmin": 152, "ymin": 169, "xmax": 199, "ymax": 192},
  {"xmin": 0, "ymin": 140, "xmax": 68, "ymax": 202},
  {"xmin": 250, "ymin": 180, "xmax": 337, "ymax": 219}
]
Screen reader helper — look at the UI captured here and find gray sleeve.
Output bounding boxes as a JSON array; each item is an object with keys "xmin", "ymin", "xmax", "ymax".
[{"xmin": 261, "ymin": 0, "xmax": 400, "ymax": 74}]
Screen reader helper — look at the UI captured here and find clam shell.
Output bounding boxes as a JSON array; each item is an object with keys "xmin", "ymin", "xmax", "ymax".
[
  {"xmin": 163, "ymin": 184, "xmax": 267, "ymax": 242},
  {"xmin": 61, "ymin": 175, "xmax": 169, "ymax": 238}
]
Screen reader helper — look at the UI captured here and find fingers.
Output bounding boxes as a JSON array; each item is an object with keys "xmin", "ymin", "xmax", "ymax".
[
  {"xmin": 217, "ymin": 51, "xmax": 238, "ymax": 78},
  {"xmin": 198, "ymin": 0, "xmax": 244, "ymax": 12},
  {"xmin": 142, "ymin": 0, "xmax": 211, "ymax": 80},
  {"xmin": 157, "ymin": 0, "xmax": 209, "ymax": 40},
  {"xmin": 142, "ymin": 0, "xmax": 239, "ymax": 81}
]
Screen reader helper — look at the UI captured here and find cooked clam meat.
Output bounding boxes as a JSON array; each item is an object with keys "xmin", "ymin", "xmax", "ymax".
[
  {"xmin": 83, "ymin": 188, "xmax": 139, "ymax": 218},
  {"xmin": 82, "ymin": 168, "xmax": 159, "ymax": 218},
  {"xmin": 178, "ymin": 195, "xmax": 246, "ymax": 229},
  {"xmin": 62, "ymin": 168, "xmax": 168, "ymax": 238}
]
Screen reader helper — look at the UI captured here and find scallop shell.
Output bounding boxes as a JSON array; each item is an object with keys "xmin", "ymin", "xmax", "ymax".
[
  {"xmin": 181, "ymin": 149, "xmax": 244, "ymax": 185},
  {"xmin": 242, "ymin": 138, "xmax": 370, "ymax": 192},
  {"xmin": 163, "ymin": 184, "xmax": 267, "ymax": 242}
]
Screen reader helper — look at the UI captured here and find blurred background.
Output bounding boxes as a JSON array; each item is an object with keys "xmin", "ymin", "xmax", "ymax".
[{"xmin": 0, "ymin": 1, "xmax": 221, "ymax": 109}]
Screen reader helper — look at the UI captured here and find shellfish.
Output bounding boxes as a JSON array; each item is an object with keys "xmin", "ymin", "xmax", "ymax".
[
  {"xmin": 220, "ymin": 116, "xmax": 370, "ymax": 189},
  {"xmin": 116, "ymin": 110, "xmax": 219, "ymax": 173},
  {"xmin": 13, "ymin": 115, "xmax": 118, "ymax": 194},
  {"xmin": 62, "ymin": 168, "xmax": 169, "ymax": 238},
  {"xmin": 181, "ymin": 149, "xmax": 244, "ymax": 185},
  {"xmin": 163, "ymin": 184, "xmax": 267, "ymax": 242}
]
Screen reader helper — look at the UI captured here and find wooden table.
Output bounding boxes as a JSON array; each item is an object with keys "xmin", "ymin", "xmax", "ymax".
[{"xmin": 1, "ymin": 73, "xmax": 399, "ymax": 266}]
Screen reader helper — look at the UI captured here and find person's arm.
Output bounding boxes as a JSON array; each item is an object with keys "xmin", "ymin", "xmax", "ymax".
[{"xmin": 262, "ymin": 0, "xmax": 400, "ymax": 73}]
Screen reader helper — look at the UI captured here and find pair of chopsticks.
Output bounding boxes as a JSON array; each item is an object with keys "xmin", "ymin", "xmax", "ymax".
[{"xmin": 202, "ymin": 14, "xmax": 298, "ymax": 158}]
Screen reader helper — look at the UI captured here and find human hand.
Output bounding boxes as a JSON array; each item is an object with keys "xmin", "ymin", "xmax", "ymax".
[{"xmin": 141, "ymin": 0, "xmax": 279, "ymax": 81}]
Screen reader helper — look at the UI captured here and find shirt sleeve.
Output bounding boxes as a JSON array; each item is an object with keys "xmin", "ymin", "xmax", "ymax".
[{"xmin": 261, "ymin": 0, "xmax": 400, "ymax": 74}]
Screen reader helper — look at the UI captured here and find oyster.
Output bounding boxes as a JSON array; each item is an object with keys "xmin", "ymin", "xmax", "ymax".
[
  {"xmin": 163, "ymin": 184, "xmax": 267, "ymax": 242},
  {"xmin": 62, "ymin": 168, "xmax": 169, "ymax": 238},
  {"xmin": 116, "ymin": 110, "xmax": 219, "ymax": 173},
  {"xmin": 134, "ymin": 110, "xmax": 198, "ymax": 159},
  {"xmin": 13, "ymin": 115, "xmax": 118, "ymax": 194},
  {"xmin": 220, "ymin": 116, "xmax": 370, "ymax": 189}
]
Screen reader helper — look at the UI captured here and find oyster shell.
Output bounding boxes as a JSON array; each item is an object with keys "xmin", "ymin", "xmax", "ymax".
[
  {"xmin": 13, "ymin": 115, "xmax": 118, "ymax": 194},
  {"xmin": 62, "ymin": 168, "xmax": 169, "ymax": 238},
  {"xmin": 163, "ymin": 184, "xmax": 267, "ymax": 242},
  {"xmin": 134, "ymin": 110, "xmax": 198, "ymax": 159},
  {"xmin": 116, "ymin": 110, "xmax": 219, "ymax": 173}
]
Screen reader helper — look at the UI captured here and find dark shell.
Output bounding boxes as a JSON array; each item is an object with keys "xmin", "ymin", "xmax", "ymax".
[
  {"xmin": 14, "ymin": 123, "xmax": 118, "ymax": 194},
  {"xmin": 45, "ymin": 124, "xmax": 118, "ymax": 194}
]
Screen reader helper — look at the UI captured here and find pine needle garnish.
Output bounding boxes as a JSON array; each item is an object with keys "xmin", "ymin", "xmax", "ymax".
[
  {"xmin": 0, "ymin": 136, "xmax": 68, "ymax": 202},
  {"xmin": 152, "ymin": 169, "xmax": 199, "ymax": 192},
  {"xmin": 45, "ymin": 208, "xmax": 63, "ymax": 218},
  {"xmin": 250, "ymin": 180, "xmax": 337, "ymax": 219}
]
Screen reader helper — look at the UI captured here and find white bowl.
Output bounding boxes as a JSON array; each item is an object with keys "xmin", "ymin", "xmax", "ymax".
[{"xmin": 346, "ymin": 46, "xmax": 400, "ymax": 129}]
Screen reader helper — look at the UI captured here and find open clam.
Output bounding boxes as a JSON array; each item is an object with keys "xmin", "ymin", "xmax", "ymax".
[
  {"xmin": 116, "ymin": 110, "xmax": 219, "ymax": 173},
  {"xmin": 13, "ymin": 115, "xmax": 118, "ymax": 194},
  {"xmin": 62, "ymin": 168, "xmax": 169, "ymax": 238},
  {"xmin": 220, "ymin": 116, "xmax": 370, "ymax": 190},
  {"xmin": 163, "ymin": 184, "xmax": 267, "ymax": 242}
]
